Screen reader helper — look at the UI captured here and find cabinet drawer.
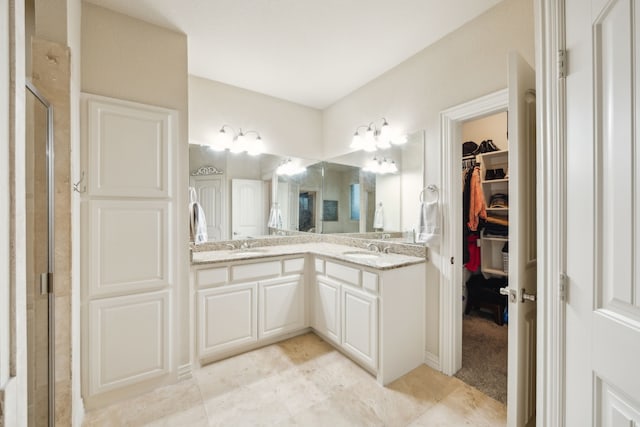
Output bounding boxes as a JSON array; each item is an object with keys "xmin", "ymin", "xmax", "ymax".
[
  {"xmin": 231, "ymin": 261, "xmax": 281, "ymax": 282},
  {"xmin": 362, "ymin": 271, "xmax": 378, "ymax": 294},
  {"xmin": 283, "ymin": 257, "xmax": 305, "ymax": 274},
  {"xmin": 196, "ymin": 267, "xmax": 229, "ymax": 288},
  {"xmin": 326, "ymin": 261, "xmax": 360, "ymax": 287}
]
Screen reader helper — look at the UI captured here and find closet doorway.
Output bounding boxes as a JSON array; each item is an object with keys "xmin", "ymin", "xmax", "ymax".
[
  {"xmin": 440, "ymin": 52, "xmax": 537, "ymax": 427},
  {"xmin": 457, "ymin": 112, "xmax": 509, "ymax": 404}
]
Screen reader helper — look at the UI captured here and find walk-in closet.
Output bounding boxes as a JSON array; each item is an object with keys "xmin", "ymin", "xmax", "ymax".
[{"xmin": 456, "ymin": 111, "xmax": 509, "ymax": 404}]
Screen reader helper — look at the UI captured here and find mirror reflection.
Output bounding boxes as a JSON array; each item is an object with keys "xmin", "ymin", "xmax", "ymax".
[{"xmin": 189, "ymin": 130, "xmax": 424, "ymax": 241}]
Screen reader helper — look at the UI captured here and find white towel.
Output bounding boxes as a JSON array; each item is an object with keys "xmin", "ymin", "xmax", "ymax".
[
  {"xmin": 373, "ymin": 203, "xmax": 384, "ymax": 229},
  {"xmin": 267, "ymin": 203, "xmax": 283, "ymax": 229},
  {"xmin": 416, "ymin": 199, "xmax": 440, "ymax": 247},
  {"xmin": 189, "ymin": 187, "xmax": 208, "ymax": 244}
]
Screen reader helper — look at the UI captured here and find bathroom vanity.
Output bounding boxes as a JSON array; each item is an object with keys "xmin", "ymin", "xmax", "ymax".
[{"xmin": 190, "ymin": 242, "xmax": 426, "ymax": 385}]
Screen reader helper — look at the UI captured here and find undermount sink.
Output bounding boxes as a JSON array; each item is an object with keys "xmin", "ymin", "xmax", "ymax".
[{"xmin": 342, "ymin": 251, "xmax": 381, "ymax": 260}]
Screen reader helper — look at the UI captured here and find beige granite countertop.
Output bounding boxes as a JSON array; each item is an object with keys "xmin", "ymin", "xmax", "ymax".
[{"xmin": 191, "ymin": 242, "xmax": 425, "ymax": 270}]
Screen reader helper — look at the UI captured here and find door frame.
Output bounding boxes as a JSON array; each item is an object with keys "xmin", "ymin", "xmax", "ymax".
[
  {"xmin": 535, "ymin": 0, "xmax": 566, "ymax": 426},
  {"xmin": 439, "ymin": 88, "xmax": 508, "ymax": 378}
]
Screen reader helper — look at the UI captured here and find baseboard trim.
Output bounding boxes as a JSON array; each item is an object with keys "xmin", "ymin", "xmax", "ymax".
[
  {"xmin": 424, "ymin": 351, "xmax": 440, "ymax": 371},
  {"xmin": 72, "ymin": 396, "xmax": 85, "ymax": 427},
  {"xmin": 177, "ymin": 363, "xmax": 192, "ymax": 381}
]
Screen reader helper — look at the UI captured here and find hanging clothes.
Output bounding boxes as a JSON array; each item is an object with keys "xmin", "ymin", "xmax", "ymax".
[
  {"xmin": 462, "ymin": 166, "xmax": 474, "ymax": 264},
  {"xmin": 465, "ymin": 234, "xmax": 481, "ymax": 272},
  {"xmin": 189, "ymin": 187, "xmax": 208, "ymax": 244},
  {"xmin": 467, "ymin": 166, "xmax": 487, "ymax": 232}
]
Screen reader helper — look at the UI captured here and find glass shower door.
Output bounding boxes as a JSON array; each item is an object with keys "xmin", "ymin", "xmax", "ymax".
[{"xmin": 25, "ymin": 82, "xmax": 54, "ymax": 427}]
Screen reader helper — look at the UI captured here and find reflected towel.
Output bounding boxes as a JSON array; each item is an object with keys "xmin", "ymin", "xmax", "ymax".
[
  {"xmin": 373, "ymin": 203, "xmax": 384, "ymax": 229},
  {"xmin": 417, "ymin": 199, "xmax": 440, "ymax": 247},
  {"xmin": 189, "ymin": 187, "xmax": 208, "ymax": 244},
  {"xmin": 268, "ymin": 204, "xmax": 283, "ymax": 229}
]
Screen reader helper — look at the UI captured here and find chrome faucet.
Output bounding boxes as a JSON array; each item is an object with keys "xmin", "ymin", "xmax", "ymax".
[
  {"xmin": 366, "ymin": 242, "xmax": 380, "ymax": 252},
  {"xmin": 224, "ymin": 242, "xmax": 236, "ymax": 250},
  {"xmin": 381, "ymin": 233, "xmax": 391, "ymax": 240},
  {"xmin": 382, "ymin": 246, "xmax": 391, "ymax": 254}
]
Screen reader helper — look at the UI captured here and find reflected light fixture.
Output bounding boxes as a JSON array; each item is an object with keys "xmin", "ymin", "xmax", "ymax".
[
  {"xmin": 276, "ymin": 158, "xmax": 307, "ymax": 176},
  {"xmin": 211, "ymin": 125, "xmax": 265, "ymax": 156},
  {"xmin": 362, "ymin": 157, "xmax": 398, "ymax": 174},
  {"xmin": 350, "ymin": 118, "xmax": 406, "ymax": 152}
]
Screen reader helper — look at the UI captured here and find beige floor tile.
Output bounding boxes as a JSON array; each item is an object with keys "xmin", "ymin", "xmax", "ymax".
[
  {"xmin": 388, "ymin": 364, "xmax": 463, "ymax": 404},
  {"xmin": 409, "ymin": 385, "xmax": 507, "ymax": 427},
  {"xmin": 277, "ymin": 389, "xmax": 386, "ymax": 427},
  {"xmin": 275, "ymin": 332, "xmax": 334, "ymax": 364},
  {"xmin": 296, "ymin": 349, "xmax": 373, "ymax": 394},
  {"xmin": 83, "ymin": 379, "xmax": 205, "ymax": 427}
]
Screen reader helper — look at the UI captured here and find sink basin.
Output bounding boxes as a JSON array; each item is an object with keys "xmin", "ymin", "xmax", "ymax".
[{"xmin": 343, "ymin": 251, "xmax": 381, "ymax": 260}]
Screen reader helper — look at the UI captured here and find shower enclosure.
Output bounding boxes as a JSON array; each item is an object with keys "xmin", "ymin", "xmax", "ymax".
[{"xmin": 25, "ymin": 81, "xmax": 54, "ymax": 426}]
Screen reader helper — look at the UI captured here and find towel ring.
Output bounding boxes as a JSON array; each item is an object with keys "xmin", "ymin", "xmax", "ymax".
[{"xmin": 419, "ymin": 185, "xmax": 439, "ymax": 203}]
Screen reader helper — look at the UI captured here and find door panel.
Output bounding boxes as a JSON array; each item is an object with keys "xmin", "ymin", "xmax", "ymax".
[
  {"xmin": 190, "ymin": 175, "xmax": 225, "ymax": 241},
  {"xmin": 259, "ymin": 275, "xmax": 305, "ymax": 339},
  {"xmin": 565, "ymin": 0, "xmax": 640, "ymax": 425},
  {"xmin": 197, "ymin": 282, "xmax": 258, "ymax": 358},
  {"xmin": 314, "ymin": 276, "xmax": 341, "ymax": 344},
  {"xmin": 231, "ymin": 179, "xmax": 265, "ymax": 239},
  {"xmin": 341, "ymin": 286, "xmax": 377, "ymax": 370},
  {"xmin": 88, "ymin": 290, "xmax": 170, "ymax": 395},
  {"xmin": 87, "ymin": 200, "xmax": 169, "ymax": 297},
  {"xmin": 87, "ymin": 99, "xmax": 171, "ymax": 198},
  {"xmin": 506, "ymin": 51, "xmax": 537, "ymax": 427}
]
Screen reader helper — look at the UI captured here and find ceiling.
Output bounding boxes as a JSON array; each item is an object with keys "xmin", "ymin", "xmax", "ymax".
[{"xmin": 85, "ymin": 0, "xmax": 502, "ymax": 109}]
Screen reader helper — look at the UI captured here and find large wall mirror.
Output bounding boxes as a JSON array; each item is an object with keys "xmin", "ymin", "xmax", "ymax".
[{"xmin": 189, "ymin": 129, "xmax": 424, "ymax": 240}]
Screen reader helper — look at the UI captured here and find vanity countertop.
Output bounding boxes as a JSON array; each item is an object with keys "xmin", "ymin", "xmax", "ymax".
[{"xmin": 191, "ymin": 242, "xmax": 425, "ymax": 270}]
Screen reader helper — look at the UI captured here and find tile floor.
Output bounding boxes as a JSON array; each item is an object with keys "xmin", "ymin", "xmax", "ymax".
[{"xmin": 83, "ymin": 333, "xmax": 506, "ymax": 426}]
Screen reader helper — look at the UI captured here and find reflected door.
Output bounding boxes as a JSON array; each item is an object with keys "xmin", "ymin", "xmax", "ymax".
[
  {"xmin": 26, "ymin": 82, "xmax": 54, "ymax": 427},
  {"xmin": 231, "ymin": 179, "xmax": 265, "ymax": 239}
]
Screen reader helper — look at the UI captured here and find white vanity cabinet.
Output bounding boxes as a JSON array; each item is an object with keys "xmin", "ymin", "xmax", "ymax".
[
  {"xmin": 193, "ymin": 256, "xmax": 307, "ymax": 363},
  {"xmin": 313, "ymin": 257, "xmax": 425, "ymax": 385}
]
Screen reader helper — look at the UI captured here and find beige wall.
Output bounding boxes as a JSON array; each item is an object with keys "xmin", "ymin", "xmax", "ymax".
[
  {"xmin": 81, "ymin": 0, "xmax": 191, "ymax": 394},
  {"xmin": 462, "ymin": 111, "xmax": 508, "ymax": 151},
  {"xmin": 322, "ymin": 0, "xmax": 534, "ymax": 360},
  {"xmin": 189, "ymin": 76, "xmax": 324, "ymax": 161}
]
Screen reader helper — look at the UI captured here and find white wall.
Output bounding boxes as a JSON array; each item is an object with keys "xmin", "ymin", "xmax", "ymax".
[
  {"xmin": 322, "ymin": 0, "xmax": 534, "ymax": 360},
  {"xmin": 189, "ymin": 76, "xmax": 323, "ymax": 161}
]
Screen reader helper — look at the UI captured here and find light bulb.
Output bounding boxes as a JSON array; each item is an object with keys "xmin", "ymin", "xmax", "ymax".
[
  {"xmin": 247, "ymin": 135, "xmax": 264, "ymax": 156},
  {"xmin": 380, "ymin": 120, "xmax": 391, "ymax": 140},
  {"xmin": 365, "ymin": 126, "xmax": 375, "ymax": 144},
  {"xmin": 231, "ymin": 132, "xmax": 247, "ymax": 153},
  {"xmin": 350, "ymin": 132, "xmax": 364, "ymax": 150},
  {"xmin": 214, "ymin": 128, "xmax": 232, "ymax": 150}
]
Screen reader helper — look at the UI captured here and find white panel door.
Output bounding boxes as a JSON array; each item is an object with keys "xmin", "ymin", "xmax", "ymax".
[
  {"xmin": 259, "ymin": 275, "xmax": 305, "ymax": 339},
  {"xmin": 81, "ymin": 94, "xmax": 177, "ymax": 406},
  {"xmin": 87, "ymin": 99, "xmax": 172, "ymax": 198},
  {"xmin": 314, "ymin": 276, "xmax": 341, "ymax": 344},
  {"xmin": 190, "ymin": 175, "xmax": 226, "ymax": 241},
  {"xmin": 231, "ymin": 179, "xmax": 265, "ymax": 239},
  {"xmin": 87, "ymin": 200, "xmax": 169, "ymax": 297},
  {"xmin": 565, "ymin": 1, "xmax": 640, "ymax": 425},
  {"xmin": 197, "ymin": 282, "xmax": 258, "ymax": 359},
  {"xmin": 341, "ymin": 285, "xmax": 378, "ymax": 370},
  {"xmin": 88, "ymin": 290, "xmax": 170, "ymax": 396},
  {"xmin": 504, "ymin": 52, "xmax": 537, "ymax": 427}
]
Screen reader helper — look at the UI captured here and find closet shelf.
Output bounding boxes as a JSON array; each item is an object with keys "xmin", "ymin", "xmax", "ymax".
[
  {"xmin": 482, "ymin": 178, "xmax": 509, "ymax": 184},
  {"xmin": 486, "ymin": 207, "xmax": 509, "ymax": 213},
  {"xmin": 482, "ymin": 267, "xmax": 508, "ymax": 277},
  {"xmin": 481, "ymin": 235, "xmax": 508, "ymax": 242}
]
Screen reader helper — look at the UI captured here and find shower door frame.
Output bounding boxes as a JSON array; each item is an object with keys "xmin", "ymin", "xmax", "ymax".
[{"xmin": 26, "ymin": 80, "xmax": 55, "ymax": 427}]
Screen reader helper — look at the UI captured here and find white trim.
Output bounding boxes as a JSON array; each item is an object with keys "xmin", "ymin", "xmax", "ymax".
[
  {"xmin": 424, "ymin": 351, "xmax": 440, "ymax": 371},
  {"xmin": 535, "ymin": 0, "xmax": 566, "ymax": 425},
  {"xmin": 177, "ymin": 363, "xmax": 192, "ymax": 381},
  {"xmin": 439, "ymin": 89, "xmax": 508, "ymax": 376}
]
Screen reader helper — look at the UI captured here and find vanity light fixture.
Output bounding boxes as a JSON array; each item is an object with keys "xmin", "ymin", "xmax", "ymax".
[
  {"xmin": 211, "ymin": 125, "xmax": 265, "ymax": 156},
  {"xmin": 350, "ymin": 118, "xmax": 406, "ymax": 152},
  {"xmin": 363, "ymin": 157, "xmax": 398, "ymax": 174},
  {"xmin": 276, "ymin": 158, "xmax": 306, "ymax": 176}
]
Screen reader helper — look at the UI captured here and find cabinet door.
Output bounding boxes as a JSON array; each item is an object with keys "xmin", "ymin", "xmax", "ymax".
[
  {"xmin": 314, "ymin": 276, "xmax": 341, "ymax": 345},
  {"xmin": 197, "ymin": 282, "xmax": 258, "ymax": 359},
  {"xmin": 341, "ymin": 285, "xmax": 378, "ymax": 370},
  {"xmin": 259, "ymin": 275, "xmax": 305, "ymax": 339}
]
